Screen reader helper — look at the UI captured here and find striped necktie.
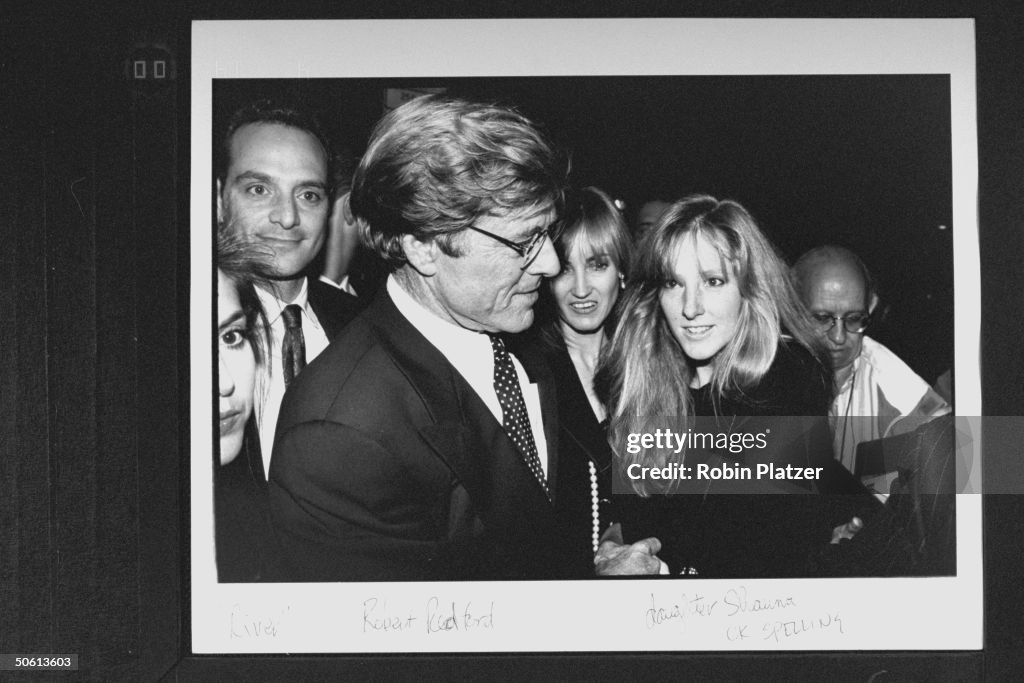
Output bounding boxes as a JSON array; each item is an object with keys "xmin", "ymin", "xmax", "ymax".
[{"xmin": 281, "ymin": 304, "xmax": 306, "ymax": 386}]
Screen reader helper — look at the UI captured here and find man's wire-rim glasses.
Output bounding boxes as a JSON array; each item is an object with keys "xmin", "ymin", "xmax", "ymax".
[
  {"xmin": 466, "ymin": 221, "xmax": 563, "ymax": 269},
  {"xmin": 811, "ymin": 312, "xmax": 871, "ymax": 334}
]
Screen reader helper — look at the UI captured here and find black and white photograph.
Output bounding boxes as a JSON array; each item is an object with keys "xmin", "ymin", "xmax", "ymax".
[
  {"xmin": 13, "ymin": 6, "xmax": 1024, "ymax": 678},
  {"xmin": 191, "ymin": 18, "xmax": 981, "ymax": 654}
]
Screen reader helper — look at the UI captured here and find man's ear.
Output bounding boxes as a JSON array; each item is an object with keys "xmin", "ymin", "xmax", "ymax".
[
  {"xmin": 341, "ymin": 191, "xmax": 355, "ymax": 226},
  {"xmin": 868, "ymin": 292, "xmax": 879, "ymax": 315},
  {"xmin": 216, "ymin": 178, "xmax": 224, "ymax": 225},
  {"xmin": 401, "ymin": 233, "xmax": 439, "ymax": 276}
]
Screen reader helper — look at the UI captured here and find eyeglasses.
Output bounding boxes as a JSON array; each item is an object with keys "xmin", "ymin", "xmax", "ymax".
[
  {"xmin": 466, "ymin": 222, "xmax": 563, "ymax": 269},
  {"xmin": 811, "ymin": 312, "xmax": 870, "ymax": 334}
]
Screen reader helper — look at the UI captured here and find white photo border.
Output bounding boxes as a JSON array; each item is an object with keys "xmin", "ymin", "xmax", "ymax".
[{"xmin": 190, "ymin": 18, "xmax": 982, "ymax": 654}]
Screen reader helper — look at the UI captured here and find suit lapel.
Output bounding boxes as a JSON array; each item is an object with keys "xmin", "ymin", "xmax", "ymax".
[
  {"xmin": 368, "ymin": 293, "xmax": 553, "ymax": 522},
  {"xmin": 307, "ymin": 277, "xmax": 361, "ymax": 339}
]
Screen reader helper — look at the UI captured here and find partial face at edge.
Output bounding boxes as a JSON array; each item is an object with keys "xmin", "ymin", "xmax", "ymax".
[{"xmin": 217, "ymin": 270, "xmax": 256, "ymax": 465}]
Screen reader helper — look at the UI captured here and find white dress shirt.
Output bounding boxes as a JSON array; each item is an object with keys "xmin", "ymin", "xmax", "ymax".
[
  {"xmin": 387, "ymin": 276, "xmax": 549, "ymax": 476},
  {"xmin": 254, "ymin": 277, "xmax": 331, "ymax": 477},
  {"xmin": 831, "ymin": 335, "xmax": 952, "ymax": 499}
]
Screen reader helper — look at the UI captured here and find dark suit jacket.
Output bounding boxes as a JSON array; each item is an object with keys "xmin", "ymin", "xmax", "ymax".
[
  {"xmin": 269, "ymin": 291, "xmax": 582, "ymax": 581},
  {"xmin": 237, "ymin": 276, "xmax": 362, "ymax": 485},
  {"xmin": 215, "ymin": 418, "xmax": 274, "ymax": 582},
  {"xmin": 307, "ymin": 276, "xmax": 363, "ymax": 340}
]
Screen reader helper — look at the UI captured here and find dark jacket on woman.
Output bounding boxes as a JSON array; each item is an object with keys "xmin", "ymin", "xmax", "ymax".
[
  {"xmin": 532, "ymin": 334, "xmax": 617, "ymax": 577},
  {"xmin": 619, "ymin": 341, "xmax": 876, "ymax": 578}
]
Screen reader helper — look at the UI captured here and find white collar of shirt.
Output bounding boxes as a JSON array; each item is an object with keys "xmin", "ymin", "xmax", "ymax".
[
  {"xmin": 255, "ymin": 276, "xmax": 323, "ymax": 333},
  {"xmin": 386, "ymin": 275, "xmax": 549, "ymax": 475},
  {"xmin": 318, "ymin": 273, "xmax": 357, "ymax": 297},
  {"xmin": 387, "ymin": 275, "xmax": 496, "ymax": 401}
]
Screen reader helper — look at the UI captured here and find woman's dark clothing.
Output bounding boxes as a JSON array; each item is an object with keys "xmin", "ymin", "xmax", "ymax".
[
  {"xmin": 619, "ymin": 341, "xmax": 876, "ymax": 578},
  {"xmin": 215, "ymin": 418, "xmax": 276, "ymax": 582},
  {"xmin": 533, "ymin": 335, "xmax": 616, "ymax": 577}
]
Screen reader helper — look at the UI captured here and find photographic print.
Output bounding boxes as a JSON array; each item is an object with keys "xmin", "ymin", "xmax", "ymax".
[{"xmin": 190, "ymin": 18, "xmax": 981, "ymax": 654}]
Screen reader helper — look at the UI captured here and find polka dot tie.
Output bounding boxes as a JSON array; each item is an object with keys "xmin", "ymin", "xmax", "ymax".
[
  {"xmin": 489, "ymin": 335, "xmax": 550, "ymax": 499},
  {"xmin": 281, "ymin": 304, "xmax": 306, "ymax": 386}
]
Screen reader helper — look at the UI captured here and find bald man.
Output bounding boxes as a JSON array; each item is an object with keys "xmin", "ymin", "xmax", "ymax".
[{"xmin": 792, "ymin": 246, "xmax": 950, "ymax": 494}]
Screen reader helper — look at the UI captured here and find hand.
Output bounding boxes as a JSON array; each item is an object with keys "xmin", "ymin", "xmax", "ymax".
[
  {"xmin": 594, "ymin": 536, "xmax": 667, "ymax": 576},
  {"xmin": 830, "ymin": 516, "xmax": 864, "ymax": 544}
]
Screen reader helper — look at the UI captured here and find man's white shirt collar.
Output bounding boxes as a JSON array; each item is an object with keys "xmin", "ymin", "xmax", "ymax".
[
  {"xmin": 255, "ymin": 276, "xmax": 323, "ymax": 332},
  {"xmin": 387, "ymin": 275, "xmax": 549, "ymax": 475},
  {"xmin": 387, "ymin": 275, "xmax": 493, "ymax": 374}
]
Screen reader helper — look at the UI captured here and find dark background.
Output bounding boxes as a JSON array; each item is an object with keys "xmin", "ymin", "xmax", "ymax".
[
  {"xmin": 217, "ymin": 74, "xmax": 953, "ymax": 382},
  {"xmin": 1, "ymin": 3, "xmax": 1021, "ymax": 680}
]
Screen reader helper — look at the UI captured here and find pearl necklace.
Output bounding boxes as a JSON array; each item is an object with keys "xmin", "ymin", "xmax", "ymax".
[{"xmin": 590, "ymin": 460, "xmax": 601, "ymax": 553}]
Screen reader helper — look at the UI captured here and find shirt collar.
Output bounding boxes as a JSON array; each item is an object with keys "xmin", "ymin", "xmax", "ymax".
[
  {"xmin": 387, "ymin": 275, "xmax": 493, "ymax": 362},
  {"xmin": 254, "ymin": 277, "xmax": 319, "ymax": 329},
  {"xmin": 835, "ymin": 345, "xmax": 866, "ymax": 392}
]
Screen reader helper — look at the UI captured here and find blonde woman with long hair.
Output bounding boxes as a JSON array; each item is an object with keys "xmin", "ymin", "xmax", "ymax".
[{"xmin": 600, "ymin": 195, "xmax": 871, "ymax": 577}]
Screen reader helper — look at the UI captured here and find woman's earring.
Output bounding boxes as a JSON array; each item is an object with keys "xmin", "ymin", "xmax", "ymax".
[{"xmin": 619, "ymin": 274, "xmax": 626, "ymax": 290}]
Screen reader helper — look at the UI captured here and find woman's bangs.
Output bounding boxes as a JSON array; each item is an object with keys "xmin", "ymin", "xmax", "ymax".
[
  {"xmin": 585, "ymin": 225, "xmax": 622, "ymax": 265},
  {"xmin": 649, "ymin": 228, "xmax": 685, "ymax": 283},
  {"xmin": 561, "ymin": 214, "xmax": 621, "ymax": 264},
  {"xmin": 696, "ymin": 223, "xmax": 744, "ymax": 278}
]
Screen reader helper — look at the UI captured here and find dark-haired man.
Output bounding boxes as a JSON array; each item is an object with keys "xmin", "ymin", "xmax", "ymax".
[
  {"xmin": 217, "ymin": 101, "xmax": 359, "ymax": 480},
  {"xmin": 269, "ymin": 95, "xmax": 663, "ymax": 581}
]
